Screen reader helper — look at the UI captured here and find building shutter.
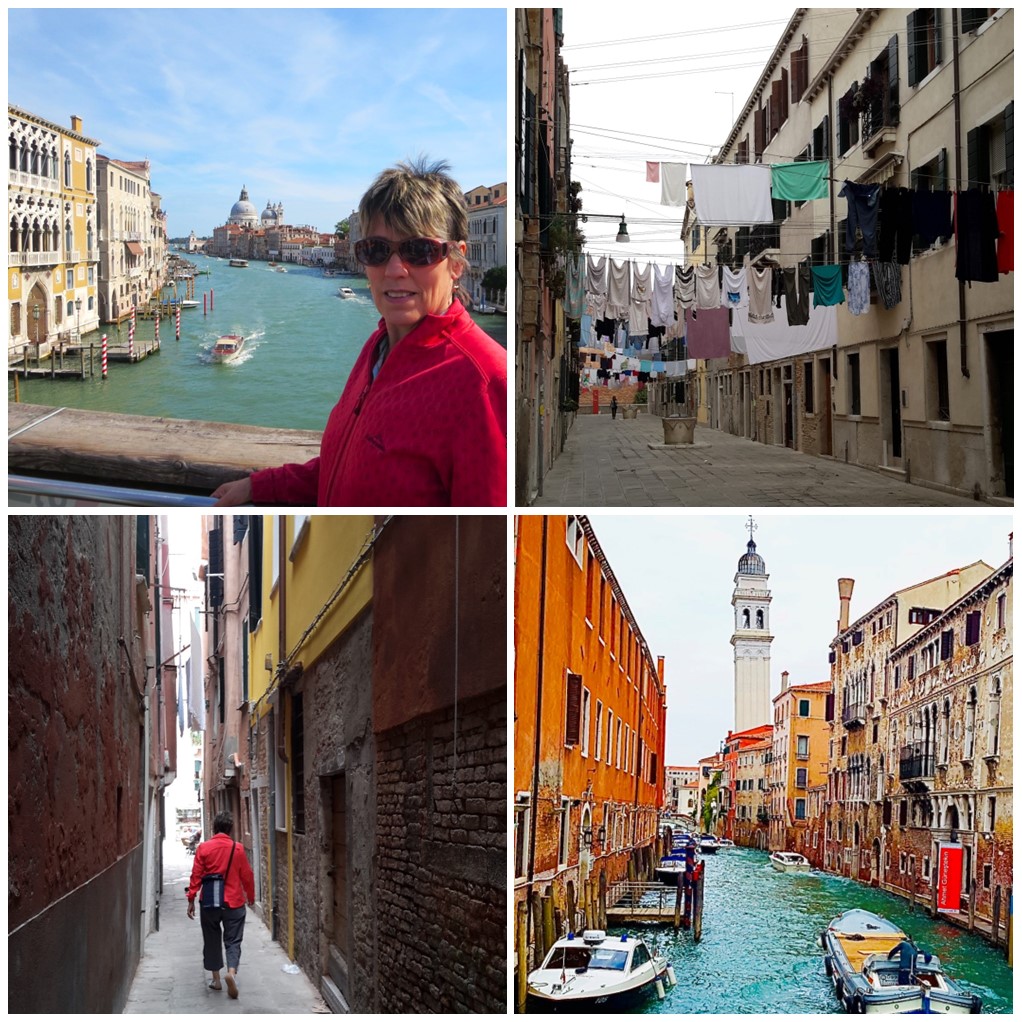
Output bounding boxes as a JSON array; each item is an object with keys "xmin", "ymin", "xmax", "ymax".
[
  {"xmin": 233, "ymin": 516, "xmax": 248, "ymax": 545},
  {"xmin": 208, "ymin": 522, "xmax": 223, "ymax": 609},
  {"xmin": 961, "ymin": 9, "xmax": 989, "ymax": 32},
  {"xmin": 248, "ymin": 515, "xmax": 262, "ymax": 632},
  {"xmin": 825, "ymin": 693, "xmax": 835, "ymax": 722},
  {"xmin": 887, "ymin": 35, "xmax": 900, "ymax": 125},
  {"xmin": 754, "ymin": 107, "xmax": 766, "ymax": 161},
  {"xmin": 934, "ymin": 9, "xmax": 943, "ymax": 69},
  {"xmin": 968, "ymin": 125, "xmax": 991, "ymax": 188},
  {"xmin": 907, "ymin": 10, "xmax": 918, "ymax": 87},
  {"xmin": 565, "ymin": 673, "xmax": 583, "ymax": 746},
  {"xmin": 965, "ymin": 611, "xmax": 981, "ymax": 646},
  {"xmin": 828, "ymin": 650, "xmax": 836, "ymax": 664},
  {"xmin": 1004, "ymin": 103, "xmax": 1014, "ymax": 187},
  {"xmin": 936, "ymin": 148, "xmax": 948, "ymax": 191},
  {"xmin": 940, "ymin": 629, "xmax": 954, "ymax": 661}
]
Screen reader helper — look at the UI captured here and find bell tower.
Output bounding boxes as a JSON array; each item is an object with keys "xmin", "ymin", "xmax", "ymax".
[{"xmin": 730, "ymin": 517, "xmax": 773, "ymax": 732}]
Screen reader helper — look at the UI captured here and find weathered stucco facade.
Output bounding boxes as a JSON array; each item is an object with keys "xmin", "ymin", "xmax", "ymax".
[{"xmin": 9, "ymin": 516, "xmax": 154, "ymax": 1012}]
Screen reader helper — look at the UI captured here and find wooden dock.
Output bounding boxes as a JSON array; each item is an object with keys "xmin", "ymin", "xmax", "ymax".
[
  {"xmin": 8, "ymin": 403, "xmax": 322, "ymax": 494},
  {"xmin": 606, "ymin": 881, "xmax": 682, "ymax": 926}
]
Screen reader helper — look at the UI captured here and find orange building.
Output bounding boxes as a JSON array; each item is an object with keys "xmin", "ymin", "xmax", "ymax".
[
  {"xmin": 769, "ymin": 674, "xmax": 833, "ymax": 854},
  {"xmin": 720, "ymin": 724, "xmax": 773, "ymax": 841},
  {"xmin": 514, "ymin": 515, "xmax": 666, "ymax": 955}
]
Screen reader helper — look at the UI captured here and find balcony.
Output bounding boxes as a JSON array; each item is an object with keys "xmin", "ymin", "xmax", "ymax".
[
  {"xmin": 861, "ymin": 97, "xmax": 897, "ymax": 157},
  {"xmin": 842, "ymin": 701, "xmax": 866, "ymax": 729},
  {"xmin": 899, "ymin": 743, "xmax": 934, "ymax": 789},
  {"xmin": 12, "ymin": 251, "xmax": 59, "ymax": 268}
]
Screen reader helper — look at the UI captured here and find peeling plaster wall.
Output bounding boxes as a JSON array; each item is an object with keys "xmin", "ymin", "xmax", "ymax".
[{"xmin": 8, "ymin": 516, "xmax": 146, "ymax": 1012}]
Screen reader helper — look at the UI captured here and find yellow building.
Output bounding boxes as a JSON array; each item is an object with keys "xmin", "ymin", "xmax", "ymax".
[
  {"xmin": 8, "ymin": 106, "xmax": 101, "ymax": 356},
  {"xmin": 769, "ymin": 674, "xmax": 832, "ymax": 854},
  {"xmin": 247, "ymin": 514, "xmax": 375, "ymax": 968}
]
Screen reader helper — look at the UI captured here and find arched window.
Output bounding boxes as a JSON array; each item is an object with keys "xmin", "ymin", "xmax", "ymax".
[
  {"xmin": 10, "ymin": 216, "xmax": 19, "ymax": 253},
  {"xmin": 20, "ymin": 139, "xmax": 28, "ymax": 172},
  {"xmin": 756, "ymin": 609, "xmax": 764, "ymax": 628},
  {"xmin": 742, "ymin": 608, "xmax": 750, "ymax": 628},
  {"xmin": 10, "ymin": 134, "xmax": 18, "ymax": 171},
  {"xmin": 50, "ymin": 145, "xmax": 58, "ymax": 178},
  {"xmin": 50, "ymin": 223, "xmax": 59, "ymax": 252},
  {"xmin": 30, "ymin": 142, "xmax": 40, "ymax": 176},
  {"xmin": 64, "ymin": 220, "xmax": 73, "ymax": 253},
  {"xmin": 986, "ymin": 677, "xmax": 1001, "ymax": 757},
  {"xmin": 964, "ymin": 686, "xmax": 977, "ymax": 759},
  {"xmin": 876, "ymin": 754, "xmax": 885, "ymax": 800},
  {"xmin": 64, "ymin": 150, "xmax": 71, "ymax": 187},
  {"xmin": 32, "ymin": 219, "xmax": 42, "ymax": 252},
  {"xmin": 85, "ymin": 158, "xmax": 93, "ymax": 192},
  {"xmin": 21, "ymin": 219, "xmax": 30, "ymax": 252},
  {"xmin": 86, "ymin": 223, "xmax": 93, "ymax": 255}
]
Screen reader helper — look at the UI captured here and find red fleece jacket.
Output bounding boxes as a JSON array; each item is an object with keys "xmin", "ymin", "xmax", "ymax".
[
  {"xmin": 187, "ymin": 833, "xmax": 255, "ymax": 910},
  {"xmin": 249, "ymin": 301, "xmax": 506, "ymax": 506}
]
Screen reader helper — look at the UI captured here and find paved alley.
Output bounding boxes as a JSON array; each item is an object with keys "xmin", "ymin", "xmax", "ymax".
[
  {"xmin": 531, "ymin": 413, "xmax": 989, "ymax": 507},
  {"xmin": 124, "ymin": 844, "xmax": 329, "ymax": 1014}
]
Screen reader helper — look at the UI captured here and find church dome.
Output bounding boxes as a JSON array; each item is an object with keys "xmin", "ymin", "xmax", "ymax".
[
  {"xmin": 261, "ymin": 201, "xmax": 277, "ymax": 224},
  {"xmin": 229, "ymin": 185, "xmax": 258, "ymax": 225},
  {"xmin": 737, "ymin": 538, "xmax": 766, "ymax": 575}
]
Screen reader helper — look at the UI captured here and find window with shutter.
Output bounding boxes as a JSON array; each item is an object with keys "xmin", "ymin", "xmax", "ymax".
[
  {"xmin": 564, "ymin": 673, "xmax": 582, "ymax": 746},
  {"xmin": 1004, "ymin": 102, "xmax": 1013, "ymax": 187},
  {"xmin": 248, "ymin": 516, "xmax": 263, "ymax": 632},
  {"xmin": 940, "ymin": 629, "xmax": 954, "ymax": 661},
  {"xmin": 965, "ymin": 611, "xmax": 981, "ymax": 646}
]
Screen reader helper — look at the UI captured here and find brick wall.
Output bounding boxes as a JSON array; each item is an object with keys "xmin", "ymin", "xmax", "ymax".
[{"xmin": 375, "ymin": 692, "xmax": 506, "ymax": 1012}]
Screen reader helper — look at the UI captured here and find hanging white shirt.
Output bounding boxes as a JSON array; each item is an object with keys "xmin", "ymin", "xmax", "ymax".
[{"xmin": 650, "ymin": 263, "xmax": 675, "ymax": 327}]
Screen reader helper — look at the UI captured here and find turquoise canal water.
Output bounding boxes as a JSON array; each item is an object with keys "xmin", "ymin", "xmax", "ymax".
[
  {"xmin": 628, "ymin": 848, "xmax": 1012, "ymax": 1014},
  {"xmin": 12, "ymin": 252, "xmax": 507, "ymax": 431}
]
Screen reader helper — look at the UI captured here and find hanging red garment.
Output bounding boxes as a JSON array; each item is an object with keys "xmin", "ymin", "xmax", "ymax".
[{"xmin": 996, "ymin": 190, "xmax": 1013, "ymax": 273}]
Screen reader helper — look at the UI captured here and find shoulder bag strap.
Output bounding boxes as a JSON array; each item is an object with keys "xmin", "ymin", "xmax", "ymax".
[{"xmin": 225, "ymin": 839, "xmax": 237, "ymax": 880}]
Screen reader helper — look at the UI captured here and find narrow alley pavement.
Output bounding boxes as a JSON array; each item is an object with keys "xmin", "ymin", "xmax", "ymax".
[
  {"xmin": 531, "ymin": 413, "xmax": 988, "ymax": 507},
  {"xmin": 124, "ymin": 842, "xmax": 329, "ymax": 1014}
]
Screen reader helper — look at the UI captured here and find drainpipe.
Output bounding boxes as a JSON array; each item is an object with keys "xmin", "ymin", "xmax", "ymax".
[
  {"xmin": 527, "ymin": 516, "xmax": 549, "ymax": 954},
  {"xmin": 951, "ymin": 9, "xmax": 970, "ymax": 378}
]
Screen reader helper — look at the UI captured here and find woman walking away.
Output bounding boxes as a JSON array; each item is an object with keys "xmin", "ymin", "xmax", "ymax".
[
  {"xmin": 610, "ymin": 396, "xmax": 618, "ymax": 420},
  {"xmin": 187, "ymin": 811, "xmax": 255, "ymax": 999}
]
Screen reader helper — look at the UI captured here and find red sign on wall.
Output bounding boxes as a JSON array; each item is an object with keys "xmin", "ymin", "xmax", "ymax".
[{"xmin": 937, "ymin": 842, "xmax": 964, "ymax": 913}]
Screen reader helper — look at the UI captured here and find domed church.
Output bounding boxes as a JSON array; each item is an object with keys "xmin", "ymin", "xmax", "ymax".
[
  {"xmin": 227, "ymin": 185, "xmax": 260, "ymax": 227},
  {"xmin": 261, "ymin": 200, "xmax": 285, "ymax": 227}
]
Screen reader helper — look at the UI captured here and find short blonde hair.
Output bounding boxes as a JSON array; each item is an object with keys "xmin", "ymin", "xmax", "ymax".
[{"xmin": 358, "ymin": 157, "xmax": 469, "ymax": 271}]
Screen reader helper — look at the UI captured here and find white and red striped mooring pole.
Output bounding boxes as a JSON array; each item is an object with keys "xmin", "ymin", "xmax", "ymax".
[
  {"xmin": 175, "ymin": 306, "xmax": 181, "ymax": 340},
  {"xmin": 101, "ymin": 334, "xmax": 108, "ymax": 378}
]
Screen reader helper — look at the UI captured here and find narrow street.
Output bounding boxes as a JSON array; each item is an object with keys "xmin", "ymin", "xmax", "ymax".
[
  {"xmin": 124, "ymin": 841, "xmax": 328, "ymax": 1014},
  {"xmin": 531, "ymin": 413, "xmax": 986, "ymax": 507}
]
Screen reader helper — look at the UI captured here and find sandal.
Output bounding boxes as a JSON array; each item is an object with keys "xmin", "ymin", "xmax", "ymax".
[{"xmin": 208, "ymin": 981, "xmax": 222, "ymax": 991}]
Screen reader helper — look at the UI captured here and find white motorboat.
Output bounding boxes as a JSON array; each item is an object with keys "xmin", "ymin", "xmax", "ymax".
[
  {"xmin": 338, "ymin": 286, "xmax": 357, "ymax": 299},
  {"xmin": 526, "ymin": 930, "xmax": 675, "ymax": 1012},
  {"xmin": 770, "ymin": 851, "xmax": 811, "ymax": 872},
  {"xmin": 210, "ymin": 334, "xmax": 246, "ymax": 363}
]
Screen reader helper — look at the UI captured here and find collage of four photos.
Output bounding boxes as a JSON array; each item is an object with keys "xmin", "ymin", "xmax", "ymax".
[{"xmin": 8, "ymin": 6, "xmax": 1014, "ymax": 1016}]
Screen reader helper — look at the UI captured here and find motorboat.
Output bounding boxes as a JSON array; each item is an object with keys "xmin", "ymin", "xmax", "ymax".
[
  {"xmin": 718, "ymin": 838, "xmax": 736, "ymax": 847},
  {"xmin": 338, "ymin": 287, "xmax": 357, "ymax": 299},
  {"xmin": 654, "ymin": 857, "xmax": 689, "ymax": 886},
  {"xmin": 698, "ymin": 834, "xmax": 720, "ymax": 855},
  {"xmin": 821, "ymin": 909, "xmax": 981, "ymax": 1014},
  {"xmin": 274, "ymin": 266, "xmax": 287, "ymax": 273},
  {"xmin": 228, "ymin": 258, "xmax": 248, "ymax": 268},
  {"xmin": 526, "ymin": 930, "xmax": 675, "ymax": 1012},
  {"xmin": 211, "ymin": 334, "xmax": 246, "ymax": 363},
  {"xmin": 770, "ymin": 851, "xmax": 811, "ymax": 872}
]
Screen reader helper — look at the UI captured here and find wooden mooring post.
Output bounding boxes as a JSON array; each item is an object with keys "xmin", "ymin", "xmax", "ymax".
[
  {"xmin": 692, "ymin": 861, "xmax": 705, "ymax": 942},
  {"xmin": 515, "ymin": 900, "xmax": 528, "ymax": 1013}
]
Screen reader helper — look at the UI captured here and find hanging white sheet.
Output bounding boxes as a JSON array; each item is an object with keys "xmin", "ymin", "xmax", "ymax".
[
  {"xmin": 690, "ymin": 163, "xmax": 773, "ymax": 225},
  {"xmin": 660, "ymin": 162, "xmax": 688, "ymax": 206},
  {"xmin": 730, "ymin": 295, "xmax": 838, "ymax": 365}
]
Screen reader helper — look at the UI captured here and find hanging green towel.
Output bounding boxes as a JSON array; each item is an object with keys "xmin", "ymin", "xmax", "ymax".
[
  {"xmin": 812, "ymin": 265, "xmax": 845, "ymax": 306},
  {"xmin": 771, "ymin": 160, "xmax": 830, "ymax": 201}
]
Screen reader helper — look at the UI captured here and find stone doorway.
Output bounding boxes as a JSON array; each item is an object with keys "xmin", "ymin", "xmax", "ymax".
[{"xmin": 321, "ymin": 773, "xmax": 350, "ymax": 1012}]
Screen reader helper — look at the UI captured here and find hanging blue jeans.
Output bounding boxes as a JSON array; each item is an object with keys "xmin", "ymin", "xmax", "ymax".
[{"xmin": 839, "ymin": 181, "xmax": 881, "ymax": 256}]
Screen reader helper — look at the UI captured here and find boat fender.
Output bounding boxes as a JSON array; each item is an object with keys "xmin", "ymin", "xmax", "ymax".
[
  {"xmin": 834, "ymin": 976, "xmax": 844, "ymax": 1001},
  {"xmin": 852, "ymin": 994, "xmax": 866, "ymax": 1014},
  {"xmin": 655, "ymin": 978, "xmax": 665, "ymax": 1001},
  {"xmin": 819, "ymin": 929, "xmax": 828, "ymax": 949},
  {"xmin": 666, "ymin": 964, "xmax": 677, "ymax": 987},
  {"xmin": 823, "ymin": 955, "xmax": 833, "ymax": 978},
  {"xmin": 970, "ymin": 995, "xmax": 982, "ymax": 1014}
]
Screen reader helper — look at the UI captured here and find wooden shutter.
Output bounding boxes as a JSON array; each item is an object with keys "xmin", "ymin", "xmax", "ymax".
[
  {"xmin": 248, "ymin": 515, "xmax": 263, "ymax": 632},
  {"xmin": 825, "ymin": 693, "xmax": 835, "ymax": 722},
  {"xmin": 966, "ymin": 611, "xmax": 981, "ymax": 646},
  {"xmin": 968, "ymin": 125, "xmax": 991, "ymax": 187},
  {"xmin": 934, "ymin": 9, "xmax": 943, "ymax": 68},
  {"xmin": 754, "ymin": 107, "xmax": 766, "ymax": 161},
  {"xmin": 780, "ymin": 68, "xmax": 789, "ymax": 124},
  {"xmin": 1005, "ymin": 102, "xmax": 1014, "ymax": 187},
  {"xmin": 887, "ymin": 35, "xmax": 900, "ymax": 125},
  {"xmin": 907, "ymin": 10, "xmax": 919, "ymax": 86},
  {"xmin": 941, "ymin": 629, "xmax": 954, "ymax": 661},
  {"xmin": 565, "ymin": 672, "xmax": 582, "ymax": 746}
]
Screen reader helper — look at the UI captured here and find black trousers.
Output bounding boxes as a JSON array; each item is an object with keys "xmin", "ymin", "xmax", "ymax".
[{"xmin": 200, "ymin": 904, "xmax": 246, "ymax": 972}]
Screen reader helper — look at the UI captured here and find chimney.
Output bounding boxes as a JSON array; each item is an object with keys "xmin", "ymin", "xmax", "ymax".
[
  {"xmin": 781, "ymin": 670, "xmax": 789, "ymax": 693},
  {"xmin": 70, "ymin": 114, "xmax": 82, "ymax": 134},
  {"xmin": 838, "ymin": 578, "xmax": 855, "ymax": 633}
]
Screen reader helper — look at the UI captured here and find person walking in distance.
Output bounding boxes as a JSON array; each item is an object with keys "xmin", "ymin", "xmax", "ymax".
[
  {"xmin": 610, "ymin": 396, "xmax": 618, "ymax": 420},
  {"xmin": 186, "ymin": 811, "xmax": 255, "ymax": 998}
]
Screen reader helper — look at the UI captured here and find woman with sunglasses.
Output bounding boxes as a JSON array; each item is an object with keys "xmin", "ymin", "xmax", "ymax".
[{"xmin": 211, "ymin": 158, "xmax": 506, "ymax": 507}]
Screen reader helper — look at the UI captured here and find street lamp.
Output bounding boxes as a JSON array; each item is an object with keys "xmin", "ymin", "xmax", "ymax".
[{"xmin": 74, "ymin": 296, "xmax": 82, "ymax": 343}]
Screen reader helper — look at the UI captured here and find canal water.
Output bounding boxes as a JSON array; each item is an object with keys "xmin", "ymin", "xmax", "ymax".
[
  {"xmin": 630, "ymin": 847, "xmax": 1012, "ymax": 1014},
  {"xmin": 12, "ymin": 252, "xmax": 507, "ymax": 431}
]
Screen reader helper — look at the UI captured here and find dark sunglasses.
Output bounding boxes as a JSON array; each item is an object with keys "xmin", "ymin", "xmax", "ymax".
[{"xmin": 354, "ymin": 236, "xmax": 450, "ymax": 267}]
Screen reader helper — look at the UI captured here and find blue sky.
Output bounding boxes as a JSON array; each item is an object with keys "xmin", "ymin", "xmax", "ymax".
[{"xmin": 9, "ymin": 7, "xmax": 507, "ymax": 238}]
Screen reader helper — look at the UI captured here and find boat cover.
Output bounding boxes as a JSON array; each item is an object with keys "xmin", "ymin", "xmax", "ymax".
[{"xmin": 831, "ymin": 934, "xmax": 905, "ymax": 973}]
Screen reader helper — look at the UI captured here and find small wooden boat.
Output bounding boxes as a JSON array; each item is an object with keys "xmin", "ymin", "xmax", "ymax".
[
  {"xmin": 337, "ymin": 286, "xmax": 357, "ymax": 299},
  {"xmin": 526, "ymin": 930, "xmax": 675, "ymax": 1011},
  {"xmin": 821, "ymin": 909, "xmax": 981, "ymax": 1014},
  {"xmin": 211, "ymin": 334, "xmax": 246, "ymax": 363},
  {"xmin": 770, "ymin": 851, "xmax": 811, "ymax": 872}
]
